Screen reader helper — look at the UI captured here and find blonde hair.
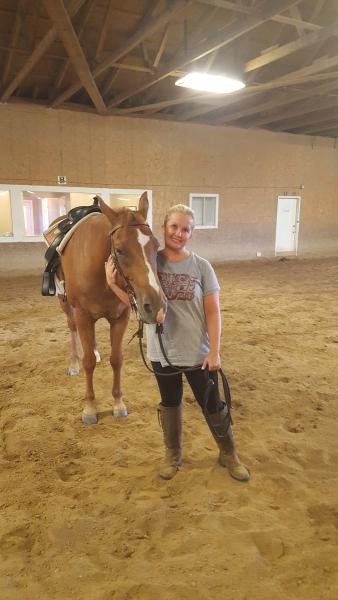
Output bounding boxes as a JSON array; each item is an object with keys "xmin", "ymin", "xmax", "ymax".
[{"xmin": 164, "ymin": 204, "xmax": 195, "ymax": 227}]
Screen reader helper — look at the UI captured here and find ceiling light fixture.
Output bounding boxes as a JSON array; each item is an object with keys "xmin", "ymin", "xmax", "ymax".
[{"xmin": 175, "ymin": 72, "xmax": 245, "ymax": 94}]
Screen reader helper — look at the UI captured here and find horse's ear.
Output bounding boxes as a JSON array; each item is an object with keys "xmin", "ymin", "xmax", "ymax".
[
  {"xmin": 138, "ymin": 192, "xmax": 149, "ymax": 220},
  {"xmin": 96, "ymin": 196, "xmax": 119, "ymax": 224}
]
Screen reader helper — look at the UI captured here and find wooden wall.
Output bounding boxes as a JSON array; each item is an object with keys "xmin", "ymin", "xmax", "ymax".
[{"xmin": 1, "ymin": 103, "xmax": 338, "ymax": 273}]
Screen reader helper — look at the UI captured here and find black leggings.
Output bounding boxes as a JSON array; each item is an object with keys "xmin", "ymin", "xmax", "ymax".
[{"xmin": 151, "ymin": 362, "xmax": 224, "ymax": 415}]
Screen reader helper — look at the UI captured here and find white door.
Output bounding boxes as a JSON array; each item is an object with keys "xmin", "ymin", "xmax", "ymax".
[{"xmin": 275, "ymin": 196, "xmax": 300, "ymax": 253}]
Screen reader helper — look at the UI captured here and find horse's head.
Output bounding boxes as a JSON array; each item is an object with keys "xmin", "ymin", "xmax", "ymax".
[{"xmin": 97, "ymin": 192, "xmax": 167, "ymax": 324}]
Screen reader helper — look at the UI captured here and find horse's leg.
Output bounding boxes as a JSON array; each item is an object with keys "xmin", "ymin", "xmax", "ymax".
[
  {"xmin": 109, "ymin": 314, "xmax": 129, "ymax": 418},
  {"xmin": 58, "ymin": 295, "xmax": 81, "ymax": 376},
  {"xmin": 75, "ymin": 309, "xmax": 98, "ymax": 424}
]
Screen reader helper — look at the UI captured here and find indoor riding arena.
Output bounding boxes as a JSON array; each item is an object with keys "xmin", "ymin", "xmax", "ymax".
[{"xmin": 1, "ymin": 2, "xmax": 338, "ymax": 600}]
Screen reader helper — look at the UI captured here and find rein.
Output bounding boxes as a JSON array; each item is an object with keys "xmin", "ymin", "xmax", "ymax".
[{"xmin": 133, "ymin": 319, "xmax": 233, "ymax": 426}]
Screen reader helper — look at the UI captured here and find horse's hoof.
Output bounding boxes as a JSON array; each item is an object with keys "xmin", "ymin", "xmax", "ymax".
[
  {"xmin": 82, "ymin": 414, "xmax": 98, "ymax": 424},
  {"xmin": 68, "ymin": 367, "xmax": 80, "ymax": 376},
  {"xmin": 113, "ymin": 408, "xmax": 128, "ymax": 418}
]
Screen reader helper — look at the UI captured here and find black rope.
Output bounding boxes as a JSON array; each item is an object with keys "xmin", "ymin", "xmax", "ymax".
[{"xmin": 135, "ymin": 320, "xmax": 201, "ymax": 376}]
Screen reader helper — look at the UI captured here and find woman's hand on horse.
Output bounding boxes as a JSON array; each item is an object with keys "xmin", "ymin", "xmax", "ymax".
[
  {"xmin": 202, "ymin": 351, "xmax": 221, "ymax": 371},
  {"xmin": 105, "ymin": 255, "xmax": 117, "ymax": 288},
  {"xmin": 105, "ymin": 256, "xmax": 130, "ymax": 306}
]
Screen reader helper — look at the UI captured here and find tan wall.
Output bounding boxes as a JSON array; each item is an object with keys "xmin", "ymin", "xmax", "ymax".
[
  {"xmin": 0, "ymin": 242, "xmax": 45, "ymax": 276},
  {"xmin": 0, "ymin": 103, "xmax": 338, "ymax": 273}
]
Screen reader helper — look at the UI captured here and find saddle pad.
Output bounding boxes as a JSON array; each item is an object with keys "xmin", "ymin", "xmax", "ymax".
[{"xmin": 43, "ymin": 217, "xmax": 66, "ymax": 247}]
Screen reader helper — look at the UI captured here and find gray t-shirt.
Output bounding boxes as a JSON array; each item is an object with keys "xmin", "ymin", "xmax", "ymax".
[{"xmin": 146, "ymin": 252, "xmax": 220, "ymax": 367}]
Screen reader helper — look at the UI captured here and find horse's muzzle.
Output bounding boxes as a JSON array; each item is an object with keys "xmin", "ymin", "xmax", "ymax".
[
  {"xmin": 156, "ymin": 308, "xmax": 165, "ymax": 324},
  {"xmin": 137, "ymin": 294, "xmax": 167, "ymax": 324}
]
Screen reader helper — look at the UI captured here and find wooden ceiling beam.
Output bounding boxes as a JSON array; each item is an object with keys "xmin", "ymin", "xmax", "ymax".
[
  {"xmin": 121, "ymin": 70, "xmax": 338, "ymax": 120},
  {"xmin": 100, "ymin": 68, "xmax": 120, "ymax": 98},
  {"xmin": 250, "ymin": 80, "xmax": 338, "ymax": 128},
  {"xmin": 100, "ymin": 1, "xmax": 160, "ymax": 103},
  {"xmin": 213, "ymin": 91, "xmax": 302, "ymax": 125},
  {"xmin": 42, "ymin": 0, "xmax": 106, "ymax": 114},
  {"xmin": 0, "ymin": 0, "xmax": 86, "ymax": 103},
  {"xmin": 2, "ymin": 0, "xmax": 27, "ymax": 85},
  {"xmin": 0, "ymin": 44, "xmax": 168, "ymax": 75},
  {"xmin": 115, "ymin": 91, "xmax": 218, "ymax": 114},
  {"xmin": 27, "ymin": 0, "xmax": 41, "ymax": 50},
  {"xmin": 309, "ymin": 0, "xmax": 327, "ymax": 23},
  {"xmin": 272, "ymin": 14, "xmax": 320, "ymax": 31},
  {"xmin": 216, "ymin": 74, "xmax": 338, "ymax": 125},
  {"xmin": 180, "ymin": 48, "xmax": 338, "ymax": 122},
  {"xmin": 244, "ymin": 18, "xmax": 338, "ymax": 74},
  {"xmin": 272, "ymin": 97, "xmax": 338, "ymax": 131},
  {"xmin": 298, "ymin": 0, "xmax": 328, "ymax": 68},
  {"xmin": 153, "ymin": 24, "xmax": 170, "ymax": 68},
  {"xmin": 94, "ymin": 0, "xmax": 114, "ymax": 60},
  {"xmin": 287, "ymin": 4, "xmax": 304, "ymax": 36},
  {"xmin": 194, "ymin": 0, "xmax": 249, "ymax": 11},
  {"xmin": 297, "ymin": 114, "xmax": 338, "ymax": 135},
  {"xmin": 0, "ymin": 44, "xmax": 59, "ymax": 58},
  {"xmin": 195, "ymin": 0, "xmax": 322, "ymax": 31},
  {"xmin": 250, "ymin": 82, "xmax": 338, "ymax": 127},
  {"xmin": 107, "ymin": 0, "xmax": 303, "ymax": 109},
  {"xmin": 269, "ymin": 53, "xmax": 338, "ymax": 85},
  {"xmin": 54, "ymin": 0, "xmax": 94, "ymax": 91},
  {"xmin": 50, "ymin": 0, "xmax": 189, "ymax": 108},
  {"xmin": 293, "ymin": 108, "xmax": 338, "ymax": 131}
]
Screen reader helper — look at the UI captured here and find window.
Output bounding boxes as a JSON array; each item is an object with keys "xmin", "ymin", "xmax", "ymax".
[
  {"xmin": 189, "ymin": 193, "xmax": 219, "ymax": 229},
  {"xmin": 21, "ymin": 191, "xmax": 97, "ymax": 236},
  {"xmin": 0, "ymin": 190, "xmax": 13, "ymax": 237},
  {"xmin": 109, "ymin": 193, "xmax": 141, "ymax": 210},
  {"xmin": 0, "ymin": 186, "xmax": 152, "ymax": 242}
]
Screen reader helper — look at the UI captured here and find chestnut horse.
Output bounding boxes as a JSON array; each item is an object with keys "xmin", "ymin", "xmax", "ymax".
[{"xmin": 57, "ymin": 192, "xmax": 166, "ymax": 424}]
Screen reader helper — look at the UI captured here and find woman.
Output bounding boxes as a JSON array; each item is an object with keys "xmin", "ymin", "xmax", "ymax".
[{"xmin": 105, "ymin": 204, "xmax": 250, "ymax": 482}]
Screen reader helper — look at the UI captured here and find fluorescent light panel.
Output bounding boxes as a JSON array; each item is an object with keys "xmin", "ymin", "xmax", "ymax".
[{"xmin": 175, "ymin": 72, "xmax": 245, "ymax": 94}]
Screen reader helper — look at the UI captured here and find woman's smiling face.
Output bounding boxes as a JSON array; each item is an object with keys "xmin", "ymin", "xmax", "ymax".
[{"xmin": 163, "ymin": 212, "xmax": 194, "ymax": 252}]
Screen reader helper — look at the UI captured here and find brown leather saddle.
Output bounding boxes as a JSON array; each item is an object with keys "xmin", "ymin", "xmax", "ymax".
[{"xmin": 41, "ymin": 198, "xmax": 101, "ymax": 296}]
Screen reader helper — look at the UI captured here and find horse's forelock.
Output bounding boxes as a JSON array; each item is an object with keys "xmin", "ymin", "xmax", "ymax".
[{"xmin": 125, "ymin": 209, "xmax": 145, "ymax": 227}]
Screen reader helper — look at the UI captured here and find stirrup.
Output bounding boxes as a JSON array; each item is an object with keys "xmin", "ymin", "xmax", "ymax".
[{"xmin": 41, "ymin": 271, "xmax": 56, "ymax": 296}]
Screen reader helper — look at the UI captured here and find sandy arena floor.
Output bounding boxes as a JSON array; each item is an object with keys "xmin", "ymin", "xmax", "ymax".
[{"xmin": 0, "ymin": 257, "xmax": 338, "ymax": 600}]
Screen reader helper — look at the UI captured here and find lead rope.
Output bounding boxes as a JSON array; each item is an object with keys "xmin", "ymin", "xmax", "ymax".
[
  {"xmin": 133, "ymin": 320, "xmax": 201, "ymax": 376},
  {"xmin": 133, "ymin": 318, "xmax": 233, "ymax": 432}
]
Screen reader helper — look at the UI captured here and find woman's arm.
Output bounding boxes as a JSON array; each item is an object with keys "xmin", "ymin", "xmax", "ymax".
[
  {"xmin": 105, "ymin": 255, "xmax": 130, "ymax": 306},
  {"xmin": 202, "ymin": 291, "xmax": 221, "ymax": 371}
]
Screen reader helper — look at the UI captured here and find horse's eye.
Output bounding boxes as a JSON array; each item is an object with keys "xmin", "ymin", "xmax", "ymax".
[{"xmin": 116, "ymin": 249, "xmax": 125, "ymax": 257}]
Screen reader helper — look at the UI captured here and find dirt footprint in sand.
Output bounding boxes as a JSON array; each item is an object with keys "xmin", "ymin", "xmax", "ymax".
[
  {"xmin": 56, "ymin": 461, "xmax": 85, "ymax": 482},
  {"xmin": 0, "ymin": 525, "xmax": 35, "ymax": 556},
  {"xmin": 251, "ymin": 530, "xmax": 285, "ymax": 560}
]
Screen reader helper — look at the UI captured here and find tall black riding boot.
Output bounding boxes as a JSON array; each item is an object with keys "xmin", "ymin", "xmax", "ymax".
[
  {"xmin": 157, "ymin": 404, "xmax": 182, "ymax": 480},
  {"xmin": 205, "ymin": 407, "xmax": 250, "ymax": 481}
]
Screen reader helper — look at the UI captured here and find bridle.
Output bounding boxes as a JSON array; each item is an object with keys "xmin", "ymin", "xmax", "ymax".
[
  {"xmin": 109, "ymin": 221, "xmax": 233, "ymax": 430},
  {"xmin": 109, "ymin": 222, "xmax": 152, "ymax": 314}
]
